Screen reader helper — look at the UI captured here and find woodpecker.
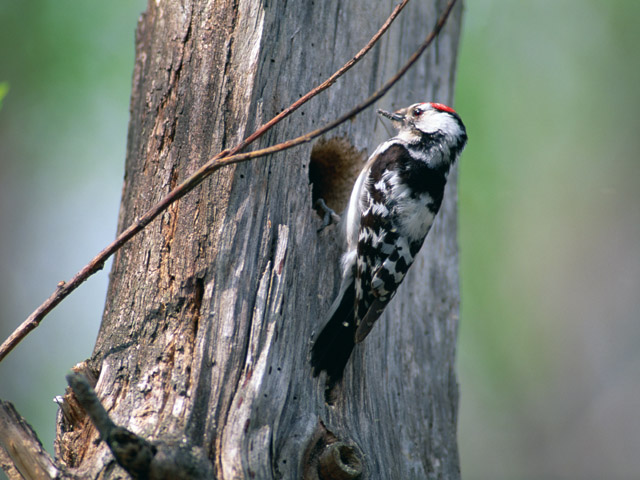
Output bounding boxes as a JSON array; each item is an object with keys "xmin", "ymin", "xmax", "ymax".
[{"xmin": 311, "ymin": 102, "xmax": 467, "ymax": 388}]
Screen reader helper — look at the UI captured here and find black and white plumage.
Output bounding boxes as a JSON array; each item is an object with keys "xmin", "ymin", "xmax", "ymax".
[{"xmin": 311, "ymin": 102, "xmax": 467, "ymax": 388}]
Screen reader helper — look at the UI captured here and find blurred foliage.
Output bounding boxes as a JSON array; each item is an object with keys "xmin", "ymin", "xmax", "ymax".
[
  {"xmin": 0, "ymin": 82, "xmax": 8, "ymax": 110},
  {"xmin": 0, "ymin": 0, "xmax": 146, "ymax": 462},
  {"xmin": 457, "ymin": 1, "xmax": 640, "ymax": 478},
  {"xmin": 0, "ymin": 1, "xmax": 638, "ymax": 479}
]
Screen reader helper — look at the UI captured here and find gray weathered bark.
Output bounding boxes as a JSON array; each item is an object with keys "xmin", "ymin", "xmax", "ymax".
[{"xmin": 49, "ymin": 0, "xmax": 464, "ymax": 478}]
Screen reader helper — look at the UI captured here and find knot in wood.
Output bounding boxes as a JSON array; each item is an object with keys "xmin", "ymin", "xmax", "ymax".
[{"xmin": 318, "ymin": 442, "xmax": 363, "ymax": 480}]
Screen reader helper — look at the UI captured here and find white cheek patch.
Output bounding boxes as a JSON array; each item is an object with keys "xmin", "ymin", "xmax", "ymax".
[
  {"xmin": 416, "ymin": 112, "xmax": 464, "ymax": 138},
  {"xmin": 396, "ymin": 129, "xmax": 421, "ymax": 144}
]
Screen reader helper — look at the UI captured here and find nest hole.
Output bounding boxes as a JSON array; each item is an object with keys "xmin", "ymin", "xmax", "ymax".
[{"xmin": 309, "ymin": 137, "xmax": 365, "ymax": 217}]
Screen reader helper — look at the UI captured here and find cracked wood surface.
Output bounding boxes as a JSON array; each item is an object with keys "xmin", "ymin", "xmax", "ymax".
[{"xmin": 53, "ymin": 0, "xmax": 464, "ymax": 478}]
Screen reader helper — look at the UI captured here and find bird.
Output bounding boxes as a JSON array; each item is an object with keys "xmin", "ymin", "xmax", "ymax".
[{"xmin": 310, "ymin": 102, "xmax": 467, "ymax": 390}]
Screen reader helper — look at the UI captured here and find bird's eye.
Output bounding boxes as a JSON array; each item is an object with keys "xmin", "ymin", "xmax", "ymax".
[{"xmin": 412, "ymin": 107, "xmax": 423, "ymax": 116}]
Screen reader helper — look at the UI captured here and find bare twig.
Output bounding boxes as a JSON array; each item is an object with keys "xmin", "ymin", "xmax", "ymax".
[
  {"xmin": 232, "ymin": 0, "xmax": 411, "ymax": 154},
  {"xmin": 0, "ymin": 0, "xmax": 458, "ymax": 363},
  {"xmin": 197, "ymin": 0, "xmax": 459, "ymax": 172}
]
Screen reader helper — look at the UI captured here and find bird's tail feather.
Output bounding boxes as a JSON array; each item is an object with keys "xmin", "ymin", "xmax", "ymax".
[{"xmin": 310, "ymin": 281, "xmax": 356, "ymax": 387}]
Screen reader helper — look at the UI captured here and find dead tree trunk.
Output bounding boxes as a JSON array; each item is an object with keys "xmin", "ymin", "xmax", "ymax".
[{"xmin": 52, "ymin": 1, "xmax": 464, "ymax": 478}]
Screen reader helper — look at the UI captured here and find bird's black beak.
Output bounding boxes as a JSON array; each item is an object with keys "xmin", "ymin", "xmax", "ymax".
[{"xmin": 377, "ymin": 108, "xmax": 406, "ymax": 122}]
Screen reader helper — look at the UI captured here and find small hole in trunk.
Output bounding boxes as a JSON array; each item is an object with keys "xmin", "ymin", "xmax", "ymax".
[{"xmin": 309, "ymin": 137, "xmax": 366, "ymax": 217}]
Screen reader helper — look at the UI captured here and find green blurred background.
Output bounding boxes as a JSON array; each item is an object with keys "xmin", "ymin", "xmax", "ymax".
[{"xmin": 1, "ymin": 1, "xmax": 638, "ymax": 479}]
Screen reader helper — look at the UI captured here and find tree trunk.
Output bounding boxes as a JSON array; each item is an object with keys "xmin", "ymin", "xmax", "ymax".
[{"xmin": 54, "ymin": 0, "xmax": 464, "ymax": 478}]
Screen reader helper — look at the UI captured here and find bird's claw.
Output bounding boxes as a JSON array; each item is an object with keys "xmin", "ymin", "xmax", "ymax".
[{"xmin": 315, "ymin": 198, "xmax": 341, "ymax": 232}]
